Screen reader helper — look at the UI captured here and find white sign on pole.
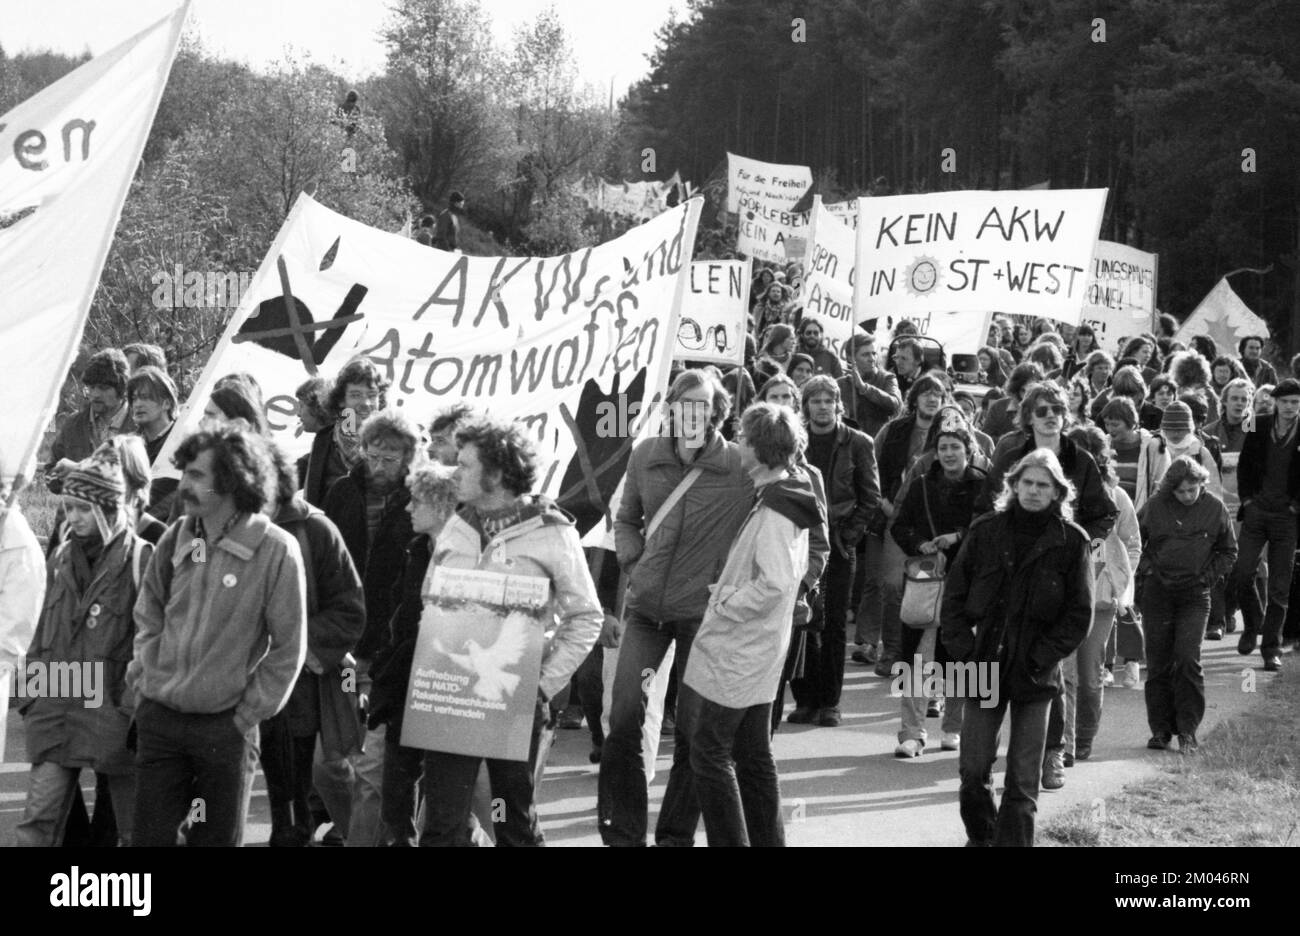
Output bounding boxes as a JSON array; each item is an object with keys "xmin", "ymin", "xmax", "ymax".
[
  {"xmin": 1073, "ymin": 241, "xmax": 1157, "ymax": 351},
  {"xmin": 674, "ymin": 260, "xmax": 751, "ymax": 367},
  {"xmin": 854, "ymin": 188, "xmax": 1108, "ymax": 325},
  {"xmin": 800, "ymin": 196, "xmax": 856, "ymax": 360},
  {"xmin": 727, "ymin": 152, "xmax": 813, "ymax": 263}
]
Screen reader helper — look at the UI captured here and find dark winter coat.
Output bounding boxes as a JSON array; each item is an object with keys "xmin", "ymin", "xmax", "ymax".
[
  {"xmin": 323, "ymin": 463, "xmax": 413, "ymax": 661},
  {"xmin": 273, "ymin": 495, "xmax": 366, "ymax": 758},
  {"xmin": 1236, "ymin": 413, "xmax": 1300, "ymax": 515},
  {"xmin": 367, "ymin": 534, "xmax": 432, "ymax": 731},
  {"xmin": 979, "ymin": 432, "xmax": 1118, "ymax": 540},
  {"xmin": 940, "ymin": 506, "xmax": 1093, "ymax": 703},
  {"xmin": 891, "ymin": 462, "xmax": 986, "ymax": 564},
  {"xmin": 1136, "ymin": 490, "xmax": 1237, "ymax": 591}
]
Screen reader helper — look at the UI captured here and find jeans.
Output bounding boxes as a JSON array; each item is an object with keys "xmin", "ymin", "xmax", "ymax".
[
  {"xmin": 1045, "ymin": 652, "xmax": 1079, "ymax": 758},
  {"xmin": 959, "ymin": 695, "xmax": 1051, "ymax": 847},
  {"xmin": 855, "ymin": 532, "xmax": 885, "ymax": 645},
  {"xmin": 380, "ymin": 721, "xmax": 426, "ymax": 847},
  {"xmin": 600, "ymin": 641, "xmax": 674, "ymax": 781},
  {"xmin": 1232, "ymin": 501, "xmax": 1296, "ymax": 656},
  {"xmin": 879, "ymin": 533, "xmax": 906, "ymax": 660},
  {"xmin": 897, "ymin": 628, "xmax": 963, "ymax": 743},
  {"xmin": 682, "ymin": 685, "xmax": 784, "ymax": 847},
  {"xmin": 17, "ymin": 763, "xmax": 136, "ymax": 847},
  {"xmin": 1075, "ymin": 605, "xmax": 1116, "ymax": 745},
  {"xmin": 1141, "ymin": 579, "xmax": 1211, "ymax": 738},
  {"xmin": 259, "ymin": 712, "xmax": 317, "ymax": 845},
  {"xmin": 597, "ymin": 611, "xmax": 698, "ymax": 847},
  {"xmin": 347, "ymin": 725, "xmax": 387, "ymax": 846},
  {"xmin": 312, "ymin": 742, "xmax": 354, "ymax": 838},
  {"xmin": 132, "ymin": 698, "xmax": 259, "ymax": 847},
  {"xmin": 793, "ymin": 547, "xmax": 855, "ymax": 710},
  {"xmin": 421, "ymin": 697, "xmax": 550, "ymax": 847}
]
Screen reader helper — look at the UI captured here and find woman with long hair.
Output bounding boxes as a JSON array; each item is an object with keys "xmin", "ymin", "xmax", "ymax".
[
  {"xmin": 976, "ymin": 345, "xmax": 1007, "ymax": 390},
  {"xmin": 1062, "ymin": 325, "xmax": 1097, "ymax": 381}
]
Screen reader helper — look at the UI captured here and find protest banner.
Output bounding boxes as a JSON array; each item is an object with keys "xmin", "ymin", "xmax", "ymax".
[
  {"xmin": 853, "ymin": 189, "xmax": 1108, "ymax": 327},
  {"xmin": 824, "ymin": 198, "xmax": 858, "ymax": 230},
  {"xmin": 674, "ymin": 259, "xmax": 751, "ymax": 366},
  {"xmin": 799, "ymin": 196, "xmax": 856, "ymax": 360},
  {"xmin": 1174, "ymin": 277, "xmax": 1270, "ymax": 352},
  {"xmin": 153, "ymin": 194, "xmax": 702, "ymax": 547},
  {"xmin": 727, "ymin": 152, "xmax": 812, "ymax": 263},
  {"xmin": 0, "ymin": 2, "xmax": 189, "ymax": 489},
  {"xmin": 400, "ymin": 566, "xmax": 550, "ymax": 762},
  {"xmin": 1072, "ymin": 240, "xmax": 1158, "ymax": 352}
]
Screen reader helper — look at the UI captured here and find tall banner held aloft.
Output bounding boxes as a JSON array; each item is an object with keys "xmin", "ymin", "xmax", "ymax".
[
  {"xmin": 800, "ymin": 196, "xmax": 856, "ymax": 360},
  {"xmin": 154, "ymin": 195, "xmax": 702, "ymax": 547},
  {"xmin": 1075, "ymin": 241, "xmax": 1158, "ymax": 351},
  {"xmin": 854, "ymin": 189, "xmax": 1108, "ymax": 331},
  {"xmin": 1174, "ymin": 278, "xmax": 1270, "ymax": 352},
  {"xmin": 727, "ymin": 152, "xmax": 812, "ymax": 264},
  {"xmin": 0, "ymin": 2, "xmax": 190, "ymax": 487},
  {"xmin": 674, "ymin": 259, "xmax": 751, "ymax": 367}
]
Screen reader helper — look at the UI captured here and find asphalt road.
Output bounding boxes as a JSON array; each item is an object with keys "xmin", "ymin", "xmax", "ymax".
[{"xmin": 0, "ymin": 638, "xmax": 1273, "ymax": 847}]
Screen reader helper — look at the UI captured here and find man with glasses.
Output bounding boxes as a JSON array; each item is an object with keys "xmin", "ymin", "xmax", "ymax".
[
  {"xmin": 322, "ymin": 410, "xmax": 419, "ymax": 844},
  {"xmin": 978, "ymin": 381, "xmax": 1117, "ymax": 790}
]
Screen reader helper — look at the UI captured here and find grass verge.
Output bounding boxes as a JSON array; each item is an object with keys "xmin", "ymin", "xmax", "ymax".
[{"xmin": 1041, "ymin": 666, "xmax": 1300, "ymax": 846}]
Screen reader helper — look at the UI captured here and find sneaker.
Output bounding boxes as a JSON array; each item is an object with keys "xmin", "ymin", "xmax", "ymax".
[
  {"xmin": 787, "ymin": 706, "xmax": 818, "ymax": 724},
  {"xmin": 318, "ymin": 825, "xmax": 346, "ymax": 847},
  {"xmin": 818, "ymin": 707, "xmax": 842, "ymax": 727},
  {"xmin": 1121, "ymin": 660, "xmax": 1141, "ymax": 689},
  {"xmin": 1075, "ymin": 740, "xmax": 1093, "ymax": 761},
  {"xmin": 557, "ymin": 706, "xmax": 585, "ymax": 730},
  {"xmin": 1147, "ymin": 733, "xmax": 1172, "ymax": 750},
  {"xmin": 894, "ymin": 739, "xmax": 924, "ymax": 758},
  {"xmin": 926, "ymin": 698, "xmax": 944, "ymax": 718},
  {"xmin": 1042, "ymin": 751, "xmax": 1065, "ymax": 789},
  {"xmin": 1264, "ymin": 655, "xmax": 1282, "ymax": 672},
  {"xmin": 874, "ymin": 657, "xmax": 896, "ymax": 678},
  {"xmin": 1101, "ymin": 668, "xmax": 1115, "ymax": 688},
  {"xmin": 1178, "ymin": 733, "xmax": 1198, "ymax": 754},
  {"xmin": 851, "ymin": 644, "xmax": 880, "ymax": 666},
  {"xmin": 1205, "ymin": 625, "xmax": 1223, "ymax": 640},
  {"xmin": 940, "ymin": 732, "xmax": 960, "ymax": 751},
  {"xmin": 1238, "ymin": 632, "xmax": 1258, "ymax": 655}
]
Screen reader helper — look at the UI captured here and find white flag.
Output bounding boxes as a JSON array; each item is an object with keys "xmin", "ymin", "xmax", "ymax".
[
  {"xmin": 1174, "ymin": 278, "xmax": 1270, "ymax": 353},
  {"xmin": 0, "ymin": 2, "xmax": 190, "ymax": 486}
]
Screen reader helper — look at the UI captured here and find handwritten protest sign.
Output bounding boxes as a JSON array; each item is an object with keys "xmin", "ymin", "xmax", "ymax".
[
  {"xmin": 400, "ymin": 566, "xmax": 550, "ymax": 762},
  {"xmin": 727, "ymin": 152, "xmax": 812, "ymax": 263},
  {"xmin": 800, "ymin": 196, "xmax": 856, "ymax": 359},
  {"xmin": 153, "ymin": 194, "xmax": 702, "ymax": 546},
  {"xmin": 1073, "ymin": 241, "xmax": 1157, "ymax": 351},
  {"xmin": 854, "ymin": 189, "xmax": 1107, "ymax": 325},
  {"xmin": 674, "ymin": 260, "xmax": 750, "ymax": 366},
  {"xmin": 824, "ymin": 199, "xmax": 858, "ymax": 230}
]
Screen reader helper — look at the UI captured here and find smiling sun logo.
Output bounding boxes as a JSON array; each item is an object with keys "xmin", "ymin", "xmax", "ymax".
[{"xmin": 905, "ymin": 256, "xmax": 941, "ymax": 297}]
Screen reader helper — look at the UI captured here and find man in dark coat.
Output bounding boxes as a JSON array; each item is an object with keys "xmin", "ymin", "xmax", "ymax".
[{"xmin": 942, "ymin": 448, "xmax": 1093, "ymax": 847}]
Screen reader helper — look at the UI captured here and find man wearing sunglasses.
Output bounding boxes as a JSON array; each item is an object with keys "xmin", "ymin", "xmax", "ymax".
[
  {"xmin": 322, "ymin": 409, "xmax": 420, "ymax": 845},
  {"xmin": 978, "ymin": 380, "xmax": 1117, "ymax": 791}
]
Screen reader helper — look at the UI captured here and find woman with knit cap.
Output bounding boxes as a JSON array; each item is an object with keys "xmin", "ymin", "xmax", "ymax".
[{"xmin": 16, "ymin": 446, "xmax": 151, "ymax": 845}]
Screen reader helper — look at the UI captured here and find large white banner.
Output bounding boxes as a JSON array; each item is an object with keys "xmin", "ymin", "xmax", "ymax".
[
  {"xmin": 674, "ymin": 260, "xmax": 750, "ymax": 367},
  {"xmin": 156, "ymin": 195, "xmax": 702, "ymax": 545},
  {"xmin": 1075, "ymin": 240, "xmax": 1157, "ymax": 352},
  {"xmin": 0, "ymin": 2, "xmax": 189, "ymax": 486},
  {"xmin": 727, "ymin": 152, "xmax": 812, "ymax": 263},
  {"xmin": 799, "ymin": 196, "xmax": 856, "ymax": 360},
  {"xmin": 854, "ymin": 189, "xmax": 1107, "ymax": 325}
]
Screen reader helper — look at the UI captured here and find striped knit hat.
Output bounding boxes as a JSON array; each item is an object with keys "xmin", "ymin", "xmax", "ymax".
[{"xmin": 62, "ymin": 447, "xmax": 126, "ymax": 511}]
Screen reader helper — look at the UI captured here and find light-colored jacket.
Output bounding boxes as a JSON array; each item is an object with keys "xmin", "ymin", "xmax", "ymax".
[
  {"xmin": 1095, "ymin": 485, "xmax": 1140, "ymax": 609},
  {"xmin": 434, "ymin": 498, "xmax": 603, "ymax": 701},
  {"xmin": 1134, "ymin": 435, "xmax": 1222, "ymax": 511},
  {"xmin": 130, "ymin": 512, "xmax": 307, "ymax": 733},
  {"xmin": 0, "ymin": 508, "xmax": 45, "ymax": 669},
  {"xmin": 684, "ymin": 468, "xmax": 815, "ymax": 709}
]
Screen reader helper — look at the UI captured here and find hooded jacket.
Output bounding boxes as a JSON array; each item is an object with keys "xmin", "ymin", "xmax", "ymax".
[
  {"xmin": 1136, "ymin": 490, "xmax": 1237, "ymax": 590},
  {"xmin": 130, "ymin": 512, "xmax": 307, "ymax": 734},
  {"xmin": 940, "ymin": 506, "xmax": 1093, "ymax": 703},
  {"xmin": 684, "ymin": 465, "xmax": 823, "ymax": 708},
  {"xmin": 23, "ymin": 527, "xmax": 150, "ymax": 775},
  {"xmin": 272, "ymin": 495, "xmax": 366, "ymax": 758},
  {"xmin": 434, "ymin": 496, "xmax": 602, "ymax": 701},
  {"xmin": 615, "ymin": 431, "xmax": 753, "ymax": 622}
]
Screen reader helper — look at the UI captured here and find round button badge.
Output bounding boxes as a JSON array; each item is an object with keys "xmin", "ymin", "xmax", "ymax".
[
  {"xmin": 223, "ymin": 574, "xmax": 238, "ymax": 588},
  {"xmin": 87, "ymin": 602, "xmax": 102, "ymax": 628}
]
